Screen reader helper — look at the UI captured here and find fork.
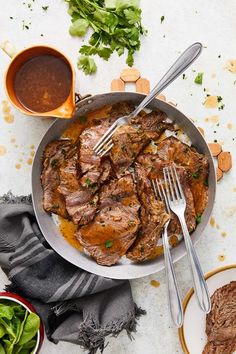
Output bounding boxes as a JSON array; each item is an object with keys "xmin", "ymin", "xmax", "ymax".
[
  {"xmin": 161, "ymin": 165, "xmax": 211, "ymax": 313},
  {"xmin": 152, "ymin": 179, "xmax": 183, "ymax": 327},
  {"xmin": 93, "ymin": 42, "xmax": 202, "ymax": 156}
]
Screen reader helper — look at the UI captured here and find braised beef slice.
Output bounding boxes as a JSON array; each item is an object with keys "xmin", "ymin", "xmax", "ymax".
[
  {"xmin": 58, "ymin": 145, "xmax": 80, "ymax": 196},
  {"xmin": 203, "ymin": 281, "xmax": 236, "ymax": 354},
  {"xmin": 127, "ymin": 164, "xmax": 169, "ymax": 262},
  {"xmin": 110, "ymin": 110, "xmax": 174, "ymax": 178},
  {"xmin": 137, "ymin": 154, "xmax": 196, "ymax": 237},
  {"xmin": 76, "ymin": 174, "xmax": 140, "ymax": 266},
  {"xmin": 156, "ymin": 136, "xmax": 209, "ymax": 215},
  {"xmin": 41, "ymin": 140, "xmax": 72, "ymax": 218}
]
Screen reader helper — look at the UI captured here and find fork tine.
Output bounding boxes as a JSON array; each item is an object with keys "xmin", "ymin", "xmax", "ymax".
[
  {"xmin": 156, "ymin": 181, "xmax": 164, "ymax": 202},
  {"xmin": 163, "ymin": 168, "xmax": 171, "ymax": 202},
  {"xmin": 172, "ymin": 165, "xmax": 185, "ymax": 199},
  {"xmin": 158, "ymin": 180, "xmax": 171, "ymax": 214},
  {"xmin": 164, "ymin": 167, "xmax": 175, "ymax": 202},
  {"xmin": 94, "ymin": 122, "xmax": 118, "ymax": 153},
  {"xmin": 170, "ymin": 165, "xmax": 181, "ymax": 200},
  {"xmin": 99, "ymin": 141, "xmax": 114, "ymax": 157},
  {"xmin": 151, "ymin": 180, "xmax": 158, "ymax": 199}
]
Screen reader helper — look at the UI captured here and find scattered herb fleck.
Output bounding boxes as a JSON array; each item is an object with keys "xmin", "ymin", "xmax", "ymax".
[
  {"xmin": 51, "ymin": 159, "xmax": 58, "ymax": 167},
  {"xmin": 10, "ymin": 16, "xmax": 13, "ymax": 19},
  {"xmin": 218, "ymin": 55, "xmax": 221, "ymax": 58},
  {"xmin": 40, "ymin": 34, "xmax": 44, "ymax": 37},
  {"xmin": 192, "ymin": 172, "xmax": 200, "ymax": 179},
  {"xmin": 105, "ymin": 240, "xmax": 113, "ymax": 249},
  {"xmin": 52, "ymin": 204, "xmax": 59, "ymax": 209},
  {"xmin": 194, "ymin": 72, "xmax": 203, "ymax": 85},
  {"xmin": 182, "ymin": 73, "xmax": 186, "ymax": 80},
  {"xmin": 85, "ymin": 177, "xmax": 91, "ymax": 187},
  {"xmin": 204, "ymin": 179, "xmax": 208, "ymax": 186},
  {"xmin": 77, "ymin": 56, "xmax": 97, "ymax": 75},
  {"xmin": 160, "ymin": 15, "xmax": 165, "ymax": 23},
  {"xmin": 42, "ymin": 5, "xmax": 49, "ymax": 11},
  {"xmin": 140, "ymin": 245, "xmax": 145, "ymax": 253},
  {"xmin": 196, "ymin": 214, "xmax": 202, "ymax": 225}
]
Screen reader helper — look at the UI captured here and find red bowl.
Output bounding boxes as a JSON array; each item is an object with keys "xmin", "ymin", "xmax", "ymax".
[{"xmin": 0, "ymin": 292, "xmax": 44, "ymax": 353}]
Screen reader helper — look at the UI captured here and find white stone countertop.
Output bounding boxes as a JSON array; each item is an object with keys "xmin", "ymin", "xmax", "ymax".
[{"xmin": 0, "ymin": 1, "xmax": 236, "ymax": 353}]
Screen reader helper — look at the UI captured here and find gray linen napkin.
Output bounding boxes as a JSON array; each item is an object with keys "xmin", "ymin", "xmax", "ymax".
[{"xmin": 0, "ymin": 193, "xmax": 145, "ymax": 354}]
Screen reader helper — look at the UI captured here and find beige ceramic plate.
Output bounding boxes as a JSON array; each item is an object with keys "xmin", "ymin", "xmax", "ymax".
[{"xmin": 179, "ymin": 264, "xmax": 236, "ymax": 354}]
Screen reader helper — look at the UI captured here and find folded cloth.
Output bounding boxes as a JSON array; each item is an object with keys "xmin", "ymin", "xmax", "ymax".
[{"xmin": 0, "ymin": 193, "xmax": 145, "ymax": 354}]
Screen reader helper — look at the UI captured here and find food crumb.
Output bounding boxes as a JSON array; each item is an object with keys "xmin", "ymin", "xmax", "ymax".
[
  {"xmin": 0, "ymin": 145, "xmax": 7, "ymax": 156},
  {"xmin": 218, "ymin": 254, "xmax": 226, "ymax": 262},
  {"xmin": 150, "ymin": 280, "xmax": 160, "ymax": 288},
  {"xmin": 169, "ymin": 235, "xmax": 179, "ymax": 247},
  {"xmin": 10, "ymin": 138, "xmax": 16, "ymax": 143},
  {"xmin": 210, "ymin": 217, "xmax": 215, "ymax": 227},
  {"xmin": 221, "ymin": 232, "xmax": 227, "ymax": 238},
  {"xmin": 30, "ymin": 145, "xmax": 35, "ymax": 149},
  {"xmin": 15, "ymin": 163, "xmax": 21, "ymax": 169},
  {"xmin": 227, "ymin": 123, "xmax": 233, "ymax": 129},
  {"xmin": 30, "ymin": 151, "xmax": 35, "ymax": 157},
  {"xmin": 27, "ymin": 158, "xmax": 33, "ymax": 165}
]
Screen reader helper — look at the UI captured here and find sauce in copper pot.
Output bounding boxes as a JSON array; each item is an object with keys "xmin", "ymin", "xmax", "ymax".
[{"xmin": 14, "ymin": 55, "xmax": 72, "ymax": 113}]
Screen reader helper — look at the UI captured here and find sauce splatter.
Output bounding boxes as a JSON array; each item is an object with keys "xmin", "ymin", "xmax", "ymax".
[
  {"xmin": 0, "ymin": 145, "xmax": 7, "ymax": 156},
  {"xmin": 226, "ymin": 60, "xmax": 236, "ymax": 73},
  {"xmin": 216, "ymin": 224, "xmax": 220, "ymax": 230},
  {"xmin": 204, "ymin": 115, "xmax": 219, "ymax": 124},
  {"xmin": 204, "ymin": 96, "xmax": 218, "ymax": 109},
  {"xmin": 233, "ymin": 188, "xmax": 236, "ymax": 192},
  {"xmin": 227, "ymin": 123, "xmax": 233, "ymax": 130},
  {"xmin": 150, "ymin": 280, "xmax": 160, "ymax": 288},
  {"xmin": 59, "ymin": 216, "xmax": 83, "ymax": 250},
  {"xmin": 30, "ymin": 145, "xmax": 35, "ymax": 149},
  {"xmin": 211, "ymin": 73, "xmax": 216, "ymax": 79},
  {"xmin": 218, "ymin": 254, "xmax": 226, "ymax": 262},
  {"xmin": 210, "ymin": 217, "xmax": 215, "ymax": 227},
  {"xmin": 221, "ymin": 232, "xmax": 227, "ymax": 238},
  {"xmin": 149, "ymin": 245, "xmax": 164, "ymax": 259},
  {"xmin": 2, "ymin": 100, "xmax": 14, "ymax": 124},
  {"xmin": 10, "ymin": 138, "xmax": 16, "ymax": 143},
  {"xmin": 27, "ymin": 158, "xmax": 33, "ymax": 165},
  {"xmin": 30, "ymin": 151, "xmax": 35, "ymax": 157},
  {"xmin": 15, "ymin": 163, "xmax": 21, "ymax": 169}
]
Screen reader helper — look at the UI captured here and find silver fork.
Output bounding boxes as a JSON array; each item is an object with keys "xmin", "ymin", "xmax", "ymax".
[
  {"xmin": 152, "ymin": 179, "xmax": 183, "ymax": 327},
  {"xmin": 162, "ymin": 165, "xmax": 211, "ymax": 313},
  {"xmin": 93, "ymin": 42, "xmax": 202, "ymax": 156}
]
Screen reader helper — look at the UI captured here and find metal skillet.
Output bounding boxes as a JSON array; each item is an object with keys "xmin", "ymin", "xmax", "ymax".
[{"xmin": 32, "ymin": 90, "xmax": 216, "ymax": 279}]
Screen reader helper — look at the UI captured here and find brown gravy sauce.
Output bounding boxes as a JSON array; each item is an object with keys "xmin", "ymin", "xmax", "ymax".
[{"xmin": 14, "ymin": 55, "xmax": 72, "ymax": 113}]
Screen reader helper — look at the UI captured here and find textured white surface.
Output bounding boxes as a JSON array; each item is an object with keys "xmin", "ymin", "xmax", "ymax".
[{"xmin": 0, "ymin": 1, "xmax": 236, "ymax": 353}]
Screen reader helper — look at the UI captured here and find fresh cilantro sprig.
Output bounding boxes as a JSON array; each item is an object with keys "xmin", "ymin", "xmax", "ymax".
[{"xmin": 65, "ymin": 0, "xmax": 147, "ymax": 74}]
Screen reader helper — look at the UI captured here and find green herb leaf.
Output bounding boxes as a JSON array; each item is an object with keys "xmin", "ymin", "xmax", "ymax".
[
  {"xmin": 196, "ymin": 214, "xmax": 202, "ymax": 225},
  {"xmin": 50, "ymin": 159, "xmax": 58, "ymax": 168},
  {"xmin": 105, "ymin": 240, "xmax": 113, "ymax": 248},
  {"xmin": 0, "ymin": 324, "xmax": 5, "ymax": 338},
  {"xmin": 42, "ymin": 6, "xmax": 49, "ymax": 11},
  {"xmin": 0, "ymin": 343, "xmax": 5, "ymax": 354},
  {"xmin": 160, "ymin": 15, "xmax": 165, "ymax": 23},
  {"xmin": 194, "ymin": 72, "xmax": 203, "ymax": 85},
  {"xmin": 85, "ymin": 177, "xmax": 91, "ymax": 187},
  {"xmin": 77, "ymin": 56, "xmax": 97, "ymax": 75},
  {"xmin": 69, "ymin": 18, "xmax": 89, "ymax": 36},
  {"xmin": 0, "ymin": 304, "xmax": 14, "ymax": 320},
  {"xmin": 192, "ymin": 172, "xmax": 200, "ymax": 179},
  {"xmin": 204, "ymin": 178, "xmax": 208, "ymax": 186},
  {"xmin": 18, "ymin": 313, "xmax": 40, "ymax": 346}
]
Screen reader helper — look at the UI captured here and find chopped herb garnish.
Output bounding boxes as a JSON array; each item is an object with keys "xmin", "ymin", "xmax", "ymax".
[
  {"xmin": 194, "ymin": 72, "xmax": 203, "ymax": 85},
  {"xmin": 196, "ymin": 214, "xmax": 202, "ymax": 225},
  {"xmin": 52, "ymin": 204, "xmax": 59, "ymax": 209},
  {"xmin": 78, "ymin": 116, "xmax": 87, "ymax": 124},
  {"xmin": 217, "ymin": 96, "xmax": 223, "ymax": 103},
  {"xmin": 182, "ymin": 73, "xmax": 186, "ymax": 80},
  {"xmin": 85, "ymin": 177, "xmax": 91, "ymax": 187},
  {"xmin": 136, "ymin": 127, "xmax": 143, "ymax": 134},
  {"xmin": 77, "ymin": 56, "xmax": 97, "ymax": 75},
  {"xmin": 160, "ymin": 15, "xmax": 165, "ymax": 23},
  {"xmin": 40, "ymin": 34, "xmax": 44, "ymax": 37},
  {"xmin": 140, "ymin": 245, "xmax": 145, "ymax": 253},
  {"xmin": 127, "ymin": 220, "xmax": 135, "ymax": 227},
  {"xmin": 51, "ymin": 159, "xmax": 58, "ymax": 167},
  {"xmin": 204, "ymin": 178, "xmax": 208, "ymax": 186},
  {"xmin": 10, "ymin": 16, "xmax": 13, "ymax": 19},
  {"xmin": 218, "ymin": 104, "xmax": 225, "ymax": 111},
  {"xmin": 214, "ymin": 139, "xmax": 217, "ymax": 143},
  {"xmin": 192, "ymin": 172, "xmax": 200, "ymax": 179},
  {"xmin": 42, "ymin": 5, "xmax": 49, "ymax": 11},
  {"xmin": 111, "ymin": 195, "xmax": 121, "ymax": 202},
  {"xmin": 105, "ymin": 240, "xmax": 113, "ymax": 249},
  {"xmin": 218, "ymin": 55, "xmax": 221, "ymax": 58}
]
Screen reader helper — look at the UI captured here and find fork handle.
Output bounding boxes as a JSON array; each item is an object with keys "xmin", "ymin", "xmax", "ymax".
[
  {"xmin": 129, "ymin": 42, "xmax": 202, "ymax": 119},
  {"xmin": 162, "ymin": 225, "xmax": 183, "ymax": 327},
  {"xmin": 178, "ymin": 216, "xmax": 211, "ymax": 313}
]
